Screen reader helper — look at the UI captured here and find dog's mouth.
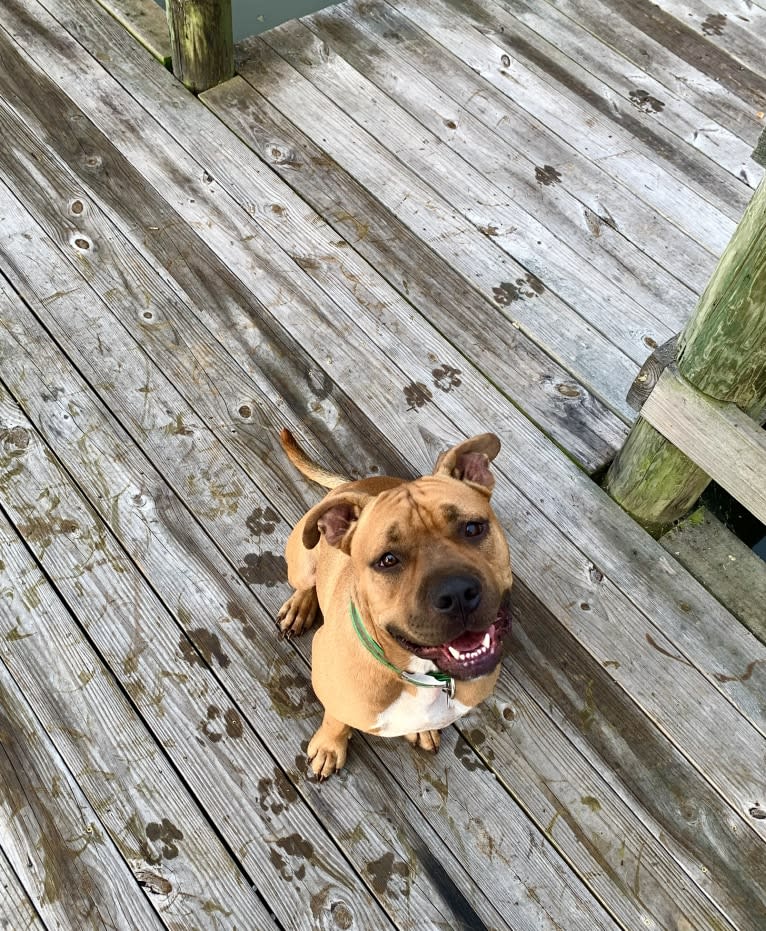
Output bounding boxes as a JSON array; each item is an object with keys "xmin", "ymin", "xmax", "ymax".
[{"xmin": 393, "ymin": 603, "xmax": 511, "ymax": 680}]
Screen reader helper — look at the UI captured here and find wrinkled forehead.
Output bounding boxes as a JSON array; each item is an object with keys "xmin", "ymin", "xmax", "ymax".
[{"xmin": 357, "ymin": 476, "xmax": 493, "ymax": 550}]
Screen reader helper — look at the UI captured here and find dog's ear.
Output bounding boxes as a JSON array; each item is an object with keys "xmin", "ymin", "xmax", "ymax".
[
  {"xmin": 433, "ymin": 434, "xmax": 501, "ymax": 495},
  {"xmin": 302, "ymin": 492, "xmax": 372, "ymax": 553}
]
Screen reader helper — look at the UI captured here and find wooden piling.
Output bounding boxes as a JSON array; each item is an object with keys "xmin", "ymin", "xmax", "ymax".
[
  {"xmin": 605, "ymin": 175, "xmax": 766, "ymax": 535},
  {"xmin": 166, "ymin": 0, "xmax": 234, "ymax": 93}
]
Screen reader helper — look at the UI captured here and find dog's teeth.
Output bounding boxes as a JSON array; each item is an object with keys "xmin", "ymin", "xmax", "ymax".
[
  {"xmin": 448, "ymin": 646, "xmax": 461, "ymax": 659},
  {"xmin": 482, "ymin": 633, "xmax": 491, "ymax": 649}
]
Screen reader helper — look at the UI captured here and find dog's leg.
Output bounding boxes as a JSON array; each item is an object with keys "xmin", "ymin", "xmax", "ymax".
[
  {"xmin": 276, "ymin": 587, "xmax": 319, "ymax": 638},
  {"xmin": 404, "ymin": 730, "xmax": 441, "ymax": 753},
  {"xmin": 307, "ymin": 713, "xmax": 352, "ymax": 779}
]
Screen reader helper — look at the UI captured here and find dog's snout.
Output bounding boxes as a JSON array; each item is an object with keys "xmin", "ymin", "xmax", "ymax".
[{"xmin": 430, "ymin": 574, "xmax": 482, "ymax": 616}]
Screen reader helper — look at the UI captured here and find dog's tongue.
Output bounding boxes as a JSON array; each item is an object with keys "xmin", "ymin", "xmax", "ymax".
[{"xmin": 447, "ymin": 629, "xmax": 487, "ymax": 652}]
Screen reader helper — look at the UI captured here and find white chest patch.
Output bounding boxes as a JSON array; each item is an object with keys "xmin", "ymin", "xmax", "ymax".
[{"xmin": 373, "ymin": 659, "xmax": 471, "ymax": 737}]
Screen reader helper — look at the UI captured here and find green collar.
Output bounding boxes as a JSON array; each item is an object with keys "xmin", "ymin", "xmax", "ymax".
[{"xmin": 349, "ymin": 601, "xmax": 455, "ymax": 696}]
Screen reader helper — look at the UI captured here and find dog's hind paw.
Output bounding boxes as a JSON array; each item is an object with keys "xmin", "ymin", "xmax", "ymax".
[
  {"xmin": 277, "ymin": 587, "xmax": 319, "ymax": 638},
  {"xmin": 405, "ymin": 730, "xmax": 441, "ymax": 753}
]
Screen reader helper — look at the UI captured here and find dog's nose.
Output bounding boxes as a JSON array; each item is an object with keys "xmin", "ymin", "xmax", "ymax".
[{"xmin": 430, "ymin": 574, "xmax": 482, "ymax": 616}]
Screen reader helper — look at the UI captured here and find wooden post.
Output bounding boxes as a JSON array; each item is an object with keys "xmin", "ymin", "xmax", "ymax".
[
  {"xmin": 166, "ymin": 0, "xmax": 234, "ymax": 93},
  {"xmin": 605, "ymin": 175, "xmax": 766, "ymax": 535}
]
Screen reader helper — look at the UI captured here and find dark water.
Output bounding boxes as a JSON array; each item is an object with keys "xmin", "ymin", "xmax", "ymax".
[
  {"xmin": 703, "ymin": 483, "xmax": 766, "ymax": 562},
  {"xmin": 154, "ymin": 0, "xmax": 339, "ymax": 42}
]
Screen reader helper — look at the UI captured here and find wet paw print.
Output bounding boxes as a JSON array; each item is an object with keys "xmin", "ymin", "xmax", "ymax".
[
  {"xmin": 366, "ymin": 852, "xmax": 411, "ymax": 896},
  {"xmin": 200, "ymin": 704, "xmax": 243, "ymax": 743},
  {"xmin": 246, "ymin": 506, "xmax": 279, "ymax": 537},
  {"xmin": 268, "ymin": 833, "xmax": 314, "ymax": 882},
  {"xmin": 535, "ymin": 164, "xmax": 561, "ymax": 186},
  {"xmin": 702, "ymin": 13, "xmax": 726, "ymax": 35},
  {"xmin": 140, "ymin": 819, "xmax": 184, "ymax": 864},
  {"xmin": 238, "ymin": 552, "xmax": 288, "ymax": 587},
  {"xmin": 629, "ymin": 89, "xmax": 665, "ymax": 113},
  {"xmin": 454, "ymin": 735, "xmax": 483, "ymax": 771},
  {"xmin": 257, "ymin": 767, "xmax": 298, "ymax": 816},
  {"xmin": 493, "ymin": 273, "xmax": 544, "ymax": 306},
  {"xmin": 432, "ymin": 365, "xmax": 462, "ymax": 393},
  {"xmin": 403, "ymin": 382, "xmax": 433, "ymax": 411}
]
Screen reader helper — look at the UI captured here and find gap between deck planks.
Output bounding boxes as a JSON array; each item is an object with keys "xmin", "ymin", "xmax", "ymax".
[
  {"xmin": 0, "ymin": 64, "xmax": 744, "ymax": 928},
  {"xmin": 0, "ymin": 846, "xmax": 46, "ymax": 931},
  {"xmin": 6, "ymin": 0, "xmax": 757, "ymax": 836}
]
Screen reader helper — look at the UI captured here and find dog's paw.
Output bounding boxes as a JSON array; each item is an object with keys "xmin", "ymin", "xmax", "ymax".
[
  {"xmin": 307, "ymin": 727, "xmax": 350, "ymax": 780},
  {"xmin": 276, "ymin": 588, "xmax": 319, "ymax": 639},
  {"xmin": 405, "ymin": 729, "xmax": 441, "ymax": 753}
]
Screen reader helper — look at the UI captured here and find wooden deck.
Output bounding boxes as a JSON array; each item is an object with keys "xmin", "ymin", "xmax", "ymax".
[{"xmin": 1, "ymin": 0, "xmax": 765, "ymax": 928}]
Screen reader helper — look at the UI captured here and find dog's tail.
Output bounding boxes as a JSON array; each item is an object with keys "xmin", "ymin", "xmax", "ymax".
[{"xmin": 279, "ymin": 429, "xmax": 349, "ymax": 490}]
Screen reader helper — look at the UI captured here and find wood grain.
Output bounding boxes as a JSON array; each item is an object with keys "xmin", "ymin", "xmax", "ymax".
[
  {"xmin": 0, "ymin": 848, "xmax": 46, "ymax": 931},
  {"xmin": 0, "ymin": 660, "xmax": 165, "ymax": 931},
  {"xmin": 642, "ymin": 368, "xmax": 766, "ymax": 523},
  {"xmin": 92, "ymin": 0, "xmax": 171, "ymax": 64},
  {"xmin": 0, "ymin": 483, "xmax": 279, "ymax": 930}
]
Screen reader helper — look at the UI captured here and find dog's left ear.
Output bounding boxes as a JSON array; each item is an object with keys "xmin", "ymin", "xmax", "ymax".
[{"xmin": 433, "ymin": 433, "xmax": 501, "ymax": 496}]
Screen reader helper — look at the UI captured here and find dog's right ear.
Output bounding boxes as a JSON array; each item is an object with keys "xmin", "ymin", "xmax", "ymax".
[{"xmin": 302, "ymin": 492, "xmax": 372, "ymax": 554}]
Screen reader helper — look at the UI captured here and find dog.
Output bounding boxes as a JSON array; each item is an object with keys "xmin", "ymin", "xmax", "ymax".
[{"xmin": 277, "ymin": 429, "xmax": 513, "ymax": 779}]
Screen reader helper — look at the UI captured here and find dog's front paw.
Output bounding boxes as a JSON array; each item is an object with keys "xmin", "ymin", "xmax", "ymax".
[
  {"xmin": 276, "ymin": 587, "xmax": 319, "ymax": 639},
  {"xmin": 307, "ymin": 721, "xmax": 351, "ymax": 780},
  {"xmin": 405, "ymin": 730, "xmax": 441, "ymax": 753}
]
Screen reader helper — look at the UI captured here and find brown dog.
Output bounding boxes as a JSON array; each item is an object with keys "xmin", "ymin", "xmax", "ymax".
[{"xmin": 277, "ymin": 430, "xmax": 513, "ymax": 779}]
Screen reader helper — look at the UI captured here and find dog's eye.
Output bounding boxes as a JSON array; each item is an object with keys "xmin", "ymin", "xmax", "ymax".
[
  {"xmin": 375, "ymin": 553, "xmax": 400, "ymax": 570},
  {"xmin": 464, "ymin": 521, "xmax": 488, "ymax": 539}
]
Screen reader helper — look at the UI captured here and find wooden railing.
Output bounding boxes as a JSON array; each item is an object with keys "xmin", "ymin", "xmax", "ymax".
[{"xmin": 605, "ymin": 138, "xmax": 766, "ymax": 535}]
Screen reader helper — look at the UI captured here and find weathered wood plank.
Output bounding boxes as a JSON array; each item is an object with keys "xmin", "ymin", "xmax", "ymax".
[
  {"xmin": 487, "ymin": 0, "xmax": 759, "ymax": 182},
  {"xmin": 388, "ymin": 0, "xmax": 740, "ymax": 250},
  {"xmin": 302, "ymin": 3, "xmax": 700, "ymax": 333},
  {"xmin": 0, "ymin": 223, "xmax": 613, "ymax": 931},
  {"xmin": 546, "ymin": 0, "xmax": 765, "ymax": 141},
  {"xmin": 5, "ymin": 0, "xmax": 640, "ymax": 427},
  {"xmin": 201, "ymin": 82, "xmax": 628, "ymax": 473},
  {"xmin": 0, "ymin": 307, "xmax": 393, "ymax": 931},
  {"xmin": 493, "ymin": 583, "xmax": 766, "ymax": 930},
  {"xmin": 12, "ymin": 0, "xmax": 766, "ymax": 842},
  {"xmin": 641, "ymin": 368, "xmax": 766, "ymax": 524},
  {"xmin": 0, "ymin": 848, "xmax": 46, "ymax": 931},
  {"xmin": 0, "ymin": 486, "xmax": 279, "ymax": 929},
  {"xmin": 262, "ymin": 19, "xmax": 680, "ymax": 361},
  {"xmin": 0, "ymin": 23, "xmax": 623, "ymax": 477},
  {"xmin": 438, "ymin": 0, "xmax": 758, "ymax": 208},
  {"xmin": 93, "ymin": 0, "xmax": 171, "ymax": 64},
  {"xmin": 300, "ymin": 0, "xmax": 719, "ymax": 297},
  {"xmin": 650, "ymin": 0, "xmax": 766, "ymax": 84},
  {"xmin": 661, "ymin": 510, "xmax": 766, "ymax": 644},
  {"xmin": 0, "ymin": 660, "xmax": 165, "ymax": 931}
]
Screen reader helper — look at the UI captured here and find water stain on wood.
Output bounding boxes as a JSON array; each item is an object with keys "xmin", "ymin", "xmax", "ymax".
[
  {"xmin": 454, "ymin": 735, "xmax": 483, "ymax": 771},
  {"xmin": 628, "ymin": 89, "xmax": 665, "ymax": 113},
  {"xmin": 0, "ymin": 426, "xmax": 30, "ymax": 449},
  {"xmin": 269, "ymin": 833, "xmax": 314, "ymax": 882},
  {"xmin": 17, "ymin": 515, "xmax": 80, "ymax": 549},
  {"xmin": 136, "ymin": 869, "xmax": 173, "ymax": 896},
  {"xmin": 267, "ymin": 669, "xmax": 314, "ymax": 718},
  {"xmin": 258, "ymin": 766, "xmax": 299, "ymax": 816},
  {"xmin": 493, "ymin": 273, "xmax": 545, "ymax": 305},
  {"xmin": 432, "ymin": 364, "xmax": 462, "ymax": 393},
  {"xmin": 713, "ymin": 659, "xmax": 760, "ymax": 683},
  {"xmin": 365, "ymin": 852, "xmax": 410, "ymax": 896},
  {"xmin": 239, "ymin": 551, "xmax": 288, "ymax": 586},
  {"xmin": 141, "ymin": 818, "xmax": 184, "ymax": 863},
  {"xmin": 702, "ymin": 13, "xmax": 727, "ymax": 36},
  {"xmin": 245, "ymin": 505, "xmax": 280, "ymax": 537},
  {"xmin": 178, "ymin": 628, "xmax": 231, "ymax": 669},
  {"xmin": 227, "ymin": 599, "xmax": 259, "ymax": 641},
  {"xmin": 583, "ymin": 206, "xmax": 617, "ymax": 237},
  {"xmin": 534, "ymin": 164, "xmax": 561, "ymax": 186},
  {"xmin": 403, "ymin": 381, "xmax": 433, "ymax": 411},
  {"xmin": 645, "ymin": 633, "xmax": 693, "ymax": 668}
]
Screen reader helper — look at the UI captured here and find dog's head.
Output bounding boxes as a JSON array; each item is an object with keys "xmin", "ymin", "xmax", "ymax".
[{"xmin": 302, "ymin": 434, "xmax": 513, "ymax": 680}]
